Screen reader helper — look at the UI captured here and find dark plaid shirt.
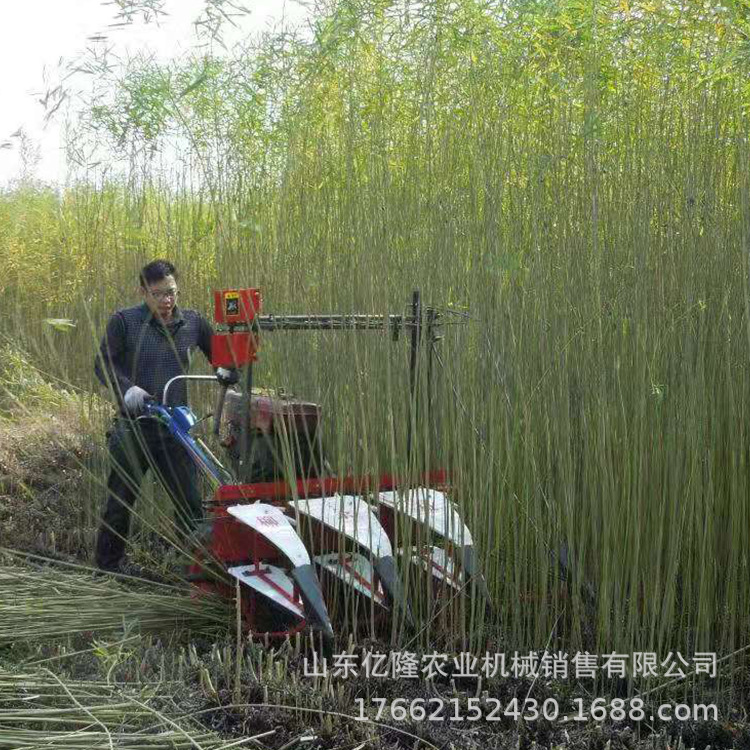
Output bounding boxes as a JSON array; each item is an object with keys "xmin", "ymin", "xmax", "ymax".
[{"xmin": 94, "ymin": 302, "xmax": 213, "ymax": 412}]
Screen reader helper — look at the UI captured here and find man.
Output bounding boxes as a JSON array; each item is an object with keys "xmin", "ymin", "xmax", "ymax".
[{"xmin": 93, "ymin": 259, "xmax": 235, "ymax": 572}]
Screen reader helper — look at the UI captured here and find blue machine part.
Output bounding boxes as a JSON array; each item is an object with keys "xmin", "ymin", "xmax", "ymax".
[
  {"xmin": 171, "ymin": 406, "xmax": 199, "ymax": 432},
  {"xmin": 143, "ymin": 402, "xmax": 234, "ymax": 486}
]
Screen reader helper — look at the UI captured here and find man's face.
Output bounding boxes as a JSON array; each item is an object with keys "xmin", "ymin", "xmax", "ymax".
[{"xmin": 141, "ymin": 274, "xmax": 179, "ymax": 321}]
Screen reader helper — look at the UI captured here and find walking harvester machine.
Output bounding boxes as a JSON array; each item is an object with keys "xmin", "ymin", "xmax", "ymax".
[{"xmin": 145, "ymin": 289, "xmax": 490, "ymax": 642}]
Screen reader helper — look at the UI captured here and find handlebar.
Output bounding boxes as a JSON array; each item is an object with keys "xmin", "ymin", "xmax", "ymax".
[
  {"xmin": 161, "ymin": 373, "xmax": 230, "ymax": 436},
  {"xmin": 162, "ymin": 374, "xmax": 218, "ymax": 407}
]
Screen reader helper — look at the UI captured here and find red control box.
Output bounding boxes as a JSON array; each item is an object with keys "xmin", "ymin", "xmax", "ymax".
[{"xmin": 214, "ymin": 288, "xmax": 261, "ymax": 325}]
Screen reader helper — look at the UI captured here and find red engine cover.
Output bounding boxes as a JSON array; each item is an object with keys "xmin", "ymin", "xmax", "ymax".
[{"xmin": 247, "ymin": 394, "xmax": 320, "ymax": 435}]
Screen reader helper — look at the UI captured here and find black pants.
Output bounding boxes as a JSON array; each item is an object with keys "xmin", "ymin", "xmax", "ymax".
[{"xmin": 95, "ymin": 418, "xmax": 204, "ymax": 570}]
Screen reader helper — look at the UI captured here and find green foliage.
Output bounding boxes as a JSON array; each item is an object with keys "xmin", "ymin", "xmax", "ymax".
[{"xmin": 0, "ymin": 345, "xmax": 77, "ymax": 416}]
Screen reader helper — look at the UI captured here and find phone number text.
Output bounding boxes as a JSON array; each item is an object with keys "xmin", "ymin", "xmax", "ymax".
[{"xmin": 355, "ymin": 697, "xmax": 718, "ymax": 724}]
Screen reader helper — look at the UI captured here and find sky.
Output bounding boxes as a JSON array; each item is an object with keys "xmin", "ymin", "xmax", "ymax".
[{"xmin": 0, "ymin": 0, "xmax": 311, "ymax": 187}]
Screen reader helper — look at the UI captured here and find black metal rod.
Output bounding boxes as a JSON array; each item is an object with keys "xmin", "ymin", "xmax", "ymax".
[
  {"xmin": 213, "ymin": 384, "xmax": 228, "ymax": 436},
  {"xmin": 239, "ymin": 361, "xmax": 254, "ymax": 482},
  {"xmin": 406, "ymin": 290, "xmax": 422, "ymax": 462},
  {"xmin": 253, "ymin": 314, "xmax": 406, "ymax": 332},
  {"xmin": 426, "ymin": 307, "xmax": 437, "ymax": 448}
]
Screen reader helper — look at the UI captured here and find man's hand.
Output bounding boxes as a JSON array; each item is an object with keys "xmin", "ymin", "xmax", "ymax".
[
  {"xmin": 123, "ymin": 385, "xmax": 151, "ymax": 415},
  {"xmin": 216, "ymin": 367, "xmax": 239, "ymax": 386}
]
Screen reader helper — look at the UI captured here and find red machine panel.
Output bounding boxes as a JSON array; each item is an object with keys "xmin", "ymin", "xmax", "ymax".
[
  {"xmin": 211, "ymin": 332, "xmax": 259, "ymax": 368},
  {"xmin": 214, "ymin": 288, "xmax": 262, "ymax": 325}
]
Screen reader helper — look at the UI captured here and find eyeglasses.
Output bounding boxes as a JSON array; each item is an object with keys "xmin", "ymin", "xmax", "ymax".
[{"xmin": 149, "ymin": 288, "xmax": 179, "ymax": 301}]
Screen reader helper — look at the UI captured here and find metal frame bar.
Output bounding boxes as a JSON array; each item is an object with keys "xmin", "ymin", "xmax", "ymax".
[
  {"xmin": 162, "ymin": 374, "xmax": 218, "ymax": 408},
  {"xmin": 253, "ymin": 314, "xmax": 407, "ymax": 332}
]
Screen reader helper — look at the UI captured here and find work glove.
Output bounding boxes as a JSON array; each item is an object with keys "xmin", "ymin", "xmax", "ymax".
[
  {"xmin": 216, "ymin": 367, "xmax": 239, "ymax": 386},
  {"xmin": 123, "ymin": 385, "xmax": 151, "ymax": 415}
]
